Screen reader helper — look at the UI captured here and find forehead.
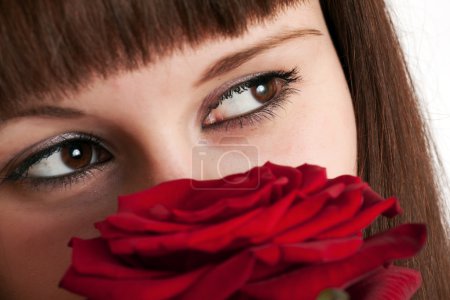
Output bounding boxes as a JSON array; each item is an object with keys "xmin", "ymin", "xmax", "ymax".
[{"xmin": 0, "ymin": 0, "xmax": 306, "ymax": 113}]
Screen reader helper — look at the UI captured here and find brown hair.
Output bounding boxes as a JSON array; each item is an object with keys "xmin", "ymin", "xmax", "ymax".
[
  {"xmin": 0, "ymin": 0, "xmax": 449, "ymax": 298},
  {"xmin": 320, "ymin": 1, "xmax": 450, "ymax": 298}
]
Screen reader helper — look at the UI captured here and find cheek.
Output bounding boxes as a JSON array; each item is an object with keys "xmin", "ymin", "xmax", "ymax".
[
  {"xmin": 0, "ymin": 189, "xmax": 117, "ymax": 299},
  {"xmin": 256, "ymin": 111, "xmax": 357, "ymax": 178},
  {"xmin": 255, "ymin": 75, "xmax": 357, "ymax": 177}
]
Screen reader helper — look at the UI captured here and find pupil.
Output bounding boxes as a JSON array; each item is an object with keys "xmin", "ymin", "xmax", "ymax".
[{"xmin": 70, "ymin": 148, "xmax": 82, "ymax": 159}]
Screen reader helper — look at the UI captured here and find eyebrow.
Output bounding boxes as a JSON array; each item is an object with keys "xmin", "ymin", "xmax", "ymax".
[
  {"xmin": 0, "ymin": 106, "xmax": 85, "ymax": 128},
  {"xmin": 195, "ymin": 28, "xmax": 323, "ymax": 86}
]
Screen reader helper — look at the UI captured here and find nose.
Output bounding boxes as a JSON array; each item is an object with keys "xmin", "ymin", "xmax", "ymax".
[
  {"xmin": 120, "ymin": 128, "xmax": 194, "ymax": 193},
  {"xmin": 142, "ymin": 135, "xmax": 192, "ymax": 185},
  {"xmin": 148, "ymin": 147, "xmax": 194, "ymax": 186}
]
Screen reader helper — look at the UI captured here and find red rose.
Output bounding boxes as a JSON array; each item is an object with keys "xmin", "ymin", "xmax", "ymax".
[{"xmin": 60, "ymin": 162, "xmax": 426, "ymax": 300}]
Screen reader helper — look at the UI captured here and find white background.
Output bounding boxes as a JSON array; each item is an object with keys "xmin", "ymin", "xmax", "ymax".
[{"xmin": 386, "ymin": 1, "xmax": 450, "ymax": 223}]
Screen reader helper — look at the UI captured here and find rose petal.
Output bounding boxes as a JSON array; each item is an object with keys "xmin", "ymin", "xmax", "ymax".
[
  {"xmin": 251, "ymin": 236, "xmax": 363, "ymax": 266},
  {"xmin": 107, "ymin": 208, "xmax": 263, "ymax": 255},
  {"xmin": 234, "ymin": 190, "xmax": 297, "ymax": 239},
  {"xmin": 184, "ymin": 166, "xmax": 268, "ymax": 209},
  {"xmin": 98, "ymin": 213, "xmax": 194, "ymax": 235},
  {"xmin": 264, "ymin": 183, "xmax": 346, "ymax": 241},
  {"xmin": 117, "ymin": 178, "xmax": 194, "ymax": 215},
  {"xmin": 242, "ymin": 224, "xmax": 426, "ymax": 299},
  {"xmin": 273, "ymin": 187, "xmax": 364, "ymax": 244},
  {"xmin": 316, "ymin": 197, "xmax": 400, "ymax": 239},
  {"xmin": 60, "ymin": 266, "xmax": 208, "ymax": 300},
  {"xmin": 347, "ymin": 265, "xmax": 422, "ymax": 300},
  {"xmin": 264, "ymin": 162, "xmax": 304, "ymax": 191},
  {"xmin": 107, "ymin": 231, "xmax": 191, "ymax": 256},
  {"xmin": 295, "ymin": 164, "xmax": 328, "ymax": 194},
  {"xmin": 68, "ymin": 237, "xmax": 169, "ymax": 279},
  {"xmin": 117, "ymin": 167, "xmax": 269, "ymax": 217},
  {"xmin": 182, "ymin": 251, "xmax": 256, "ymax": 300},
  {"xmin": 323, "ymin": 174, "xmax": 362, "ymax": 191},
  {"xmin": 361, "ymin": 189, "xmax": 402, "ymax": 217},
  {"xmin": 171, "ymin": 178, "xmax": 287, "ymax": 223},
  {"xmin": 186, "ymin": 208, "xmax": 264, "ymax": 252}
]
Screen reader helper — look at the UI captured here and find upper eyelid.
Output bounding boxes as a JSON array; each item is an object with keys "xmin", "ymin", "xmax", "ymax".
[
  {"xmin": 206, "ymin": 72, "xmax": 271, "ymax": 103},
  {"xmin": 218, "ymin": 72, "xmax": 295, "ymax": 102},
  {"xmin": 217, "ymin": 76, "xmax": 268, "ymax": 102},
  {"xmin": 213, "ymin": 68, "xmax": 299, "ymax": 102}
]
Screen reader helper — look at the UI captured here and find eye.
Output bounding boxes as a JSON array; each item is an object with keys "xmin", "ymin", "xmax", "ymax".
[
  {"xmin": 202, "ymin": 69, "xmax": 300, "ymax": 129},
  {"xmin": 2, "ymin": 133, "xmax": 113, "ymax": 189},
  {"xmin": 26, "ymin": 140, "xmax": 111, "ymax": 178}
]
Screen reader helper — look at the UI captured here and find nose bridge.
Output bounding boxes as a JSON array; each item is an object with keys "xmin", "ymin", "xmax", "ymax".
[
  {"xmin": 135, "ymin": 124, "xmax": 194, "ymax": 185},
  {"xmin": 154, "ymin": 136, "xmax": 191, "ymax": 178},
  {"xmin": 95, "ymin": 59, "xmax": 202, "ymax": 188},
  {"xmin": 123, "ymin": 86, "xmax": 196, "ymax": 185}
]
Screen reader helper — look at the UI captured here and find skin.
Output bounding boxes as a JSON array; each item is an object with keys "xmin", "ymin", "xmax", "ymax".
[{"xmin": 0, "ymin": 1, "xmax": 357, "ymax": 299}]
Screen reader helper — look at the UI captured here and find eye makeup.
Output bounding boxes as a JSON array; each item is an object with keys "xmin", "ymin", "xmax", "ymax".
[
  {"xmin": 0, "ymin": 132, "xmax": 113, "ymax": 190},
  {"xmin": 201, "ymin": 68, "xmax": 301, "ymax": 131}
]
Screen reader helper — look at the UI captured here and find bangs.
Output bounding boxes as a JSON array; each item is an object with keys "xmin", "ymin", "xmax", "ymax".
[{"xmin": 0, "ymin": 0, "xmax": 301, "ymax": 113}]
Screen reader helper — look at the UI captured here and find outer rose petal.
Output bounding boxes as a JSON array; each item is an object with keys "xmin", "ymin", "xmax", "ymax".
[
  {"xmin": 316, "ymin": 196, "xmax": 400, "ymax": 239},
  {"xmin": 361, "ymin": 188, "xmax": 402, "ymax": 217},
  {"xmin": 241, "ymin": 224, "xmax": 426, "ymax": 300},
  {"xmin": 273, "ymin": 187, "xmax": 365, "ymax": 244},
  {"xmin": 60, "ymin": 266, "xmax": 208, "ymax": 300},
  {"xmin": 61, "ymin": 238, "xmax": 209, "ymax": 300},
  {"xmin": 226, "ymin": 190, "xmax": 297, "ymax": 239},
  {"xmin": 171, "ymin": 177, "xmax": 288, "ymax": 223},
  {"xmin": 68, "ymin": 238, "xmax": 169, "ymax": 279},
  {"xmin": 294, "ymin": 164, "xmax": 328, "ymax": 194},
  {"xmin": 265, "ymin": 184, "xmax": 344, "ymax": 239},
  {"xmin": 100, "ymin": 213, "xmax": 194, "ymax": 234},
  {"xmin": 251, "ymin": 236, "xmax": 363, "ymax": 266},
  {"xmin": 347, "ymin": 265, "xmax": 422, "ymax": 300},
  {"xmin": 106, "ymin": 208, "xmax": 263, "ymax": 255},
  {"xmin": 182, "ymin": 251, "xmax": 256, "ymax": 300}
]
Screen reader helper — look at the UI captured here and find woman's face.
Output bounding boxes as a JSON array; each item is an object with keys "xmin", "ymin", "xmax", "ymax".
[{"xmin": 0, "ymin": 1, "xmax": 356, "ymax": 298}]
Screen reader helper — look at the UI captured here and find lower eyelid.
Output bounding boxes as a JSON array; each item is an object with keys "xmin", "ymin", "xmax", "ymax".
[{"xmin": 9, "ymin": 158, "xmax": 114, "ymax": 192}]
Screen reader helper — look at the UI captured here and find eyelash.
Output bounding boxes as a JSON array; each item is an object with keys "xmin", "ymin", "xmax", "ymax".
[
  {"xmin": 202, "ymin": 68, "xmax": 301, "ymax": 131},
  {"xmin": 1, "ymin": 133, "xmax": 112, "ymax": 190}
]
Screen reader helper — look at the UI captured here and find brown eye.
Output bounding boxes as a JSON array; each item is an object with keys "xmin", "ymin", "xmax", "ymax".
[
  {"xmin": 25, "ymin": 140, "xmax": 112, "ymax": 178},
  {"xmin": 203, "ymin": 77, "xmax": 287, "ymax": 126},
  {"xmin": 61, "ymin": 142, "xmax": 94, "ymax": 170},
  {"xmin": 250, "ymin": 78, "xmax": 282, "ymax": 103}
]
